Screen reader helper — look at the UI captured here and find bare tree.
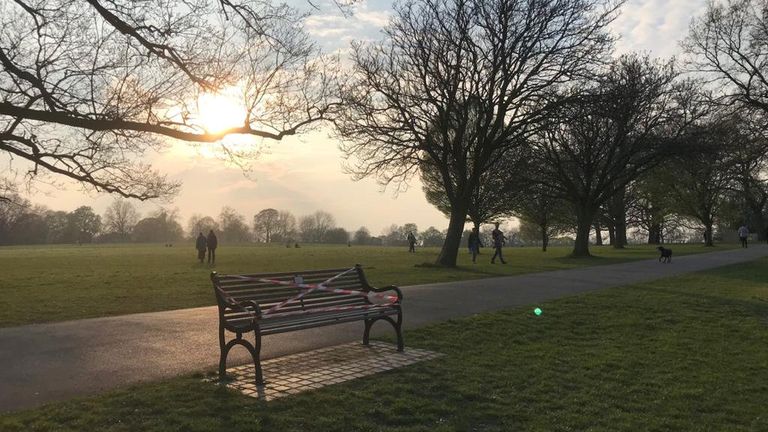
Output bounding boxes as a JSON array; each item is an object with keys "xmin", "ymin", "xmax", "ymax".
[
  {"xmin": 133, "ymin": 208, "xmax": 183, "ymax": 243},
  {"xmin": 685, "ymin": 0, "xmax": 768, "ymax": 114},
  {"xmin": 0, "ymin": 193, "xmax": 31, "ymax": 244},
  {"xmin": 66, "ymin": 206, "xmax": 102, "ymax": 243},
  {"xmin": 298, "ymin": 210, "xmax": 335, "ymax": 242},
  {"xmin": 729, "ymin": 116, "xmax": 768, "ymax": 240},
  {"xmin": 666, "ymin": 119, "xmax": 740, "ymax": 246},
  {"xmin": 187, "ymin": 214, "xmax": 219, "ymax": 239},
  {"xmin": 421, "ymin": 136, "xmax": 528, "ymax": 231},
  {"xmin": 533, "ymin": 54, "xmax": 686, "ymax": 257},
  {"xmin": 353, "ymin": 226, "xmax": 371, "ymax": 245},
  {"xmin": 219, "ymin": 206, "xmax": 251, "ymax": 242},
  {"xmin": 0, "ymin": 0, "xmax": 338, "ymax": 201},
  {"xmin": 511, "ymin": 184, "xmax": 572, "ymax": 252},
  {"xmin": 253, "ymin": 208, "xmax": 279, "ymax": 243},
  {"xmin": 420, "ymin": 226, "xmax": 445, "ymax": 247},
  {"xmin": 627, "ymin": 169, "xmax": 677, "ymax": 244},
  {"xmin": 335, "ymin": 0, "xmax": 621, "ymax": 266},
  {"xmin": 103, "ymin": 198, "xmax": 139, "ymax": 239},
  {"xmin": 274, "ymin": 210, "xmax": 297, "ymax": 243}
]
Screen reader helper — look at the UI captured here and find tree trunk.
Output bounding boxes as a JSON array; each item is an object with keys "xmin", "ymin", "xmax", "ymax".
[
  {"xmin": 610, "ymin": 191, "xmax": 627, "ymax": 249},
  {"xmin": 607, "ymin": 224, "xmax": 616, "ymax": 246},
  {"xmin": 594, "ymin": 223, "xmax": 603, "ymax": 246},
  {"xmin": 751, "ymin": 213, "xmax": 767, "ymax": 242},
  {"xmin": 614, "ymin": 217, "xmax": 627, "ymax": 248},
  {"xmin": 647, "ymin": 223, "xmax": 661, "ymax": 244},
  {"xmin": 541, "ymin": 225, "xmax": 549, "ymax": 252},
  {"xmin": 704, "ymin": 222, "xmax": 714, "ymax": 247},
  {"xmin": 436, "ymin": 204, "xmax": 469, "ymax": 267},
  {"xmin": 573, "ymin": 205, "xmax": 596, "ymax": 257}
]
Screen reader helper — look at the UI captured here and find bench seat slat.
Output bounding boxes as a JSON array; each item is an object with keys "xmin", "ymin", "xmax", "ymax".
[
  {"xmin": 217, "ymin": 275, "xmax": 364, "ymax": 290},
  {"xmin": 224, "ymin": 306, "xmax": 398, "ymax": 332},
  {"xmin": 223, "ymin": 297, "xmax": 368, "ymax": 319},
  {"xmin": 222, "ymin": 280, "xmax": 366, "ymax": 298}
]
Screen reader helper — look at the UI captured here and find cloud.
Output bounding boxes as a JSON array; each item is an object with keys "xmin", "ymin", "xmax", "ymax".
[{"xmin": 610, "ymin": 0, "xmax": 707, "ymax": 58}]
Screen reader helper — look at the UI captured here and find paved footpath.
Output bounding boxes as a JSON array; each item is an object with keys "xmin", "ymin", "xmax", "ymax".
[{"xmin": 1, "ymin": 245, "xmax": 767, "ymax": 413}]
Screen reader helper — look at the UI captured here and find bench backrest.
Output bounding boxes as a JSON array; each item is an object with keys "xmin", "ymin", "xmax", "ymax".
[{"xmin": 211, "ymin": 266, "xmax": 372, "ymax": 316}]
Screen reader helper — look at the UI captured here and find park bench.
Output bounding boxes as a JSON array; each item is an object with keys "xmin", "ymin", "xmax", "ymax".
[{"xmin": 210, "ymin": 265, "xmax": 404, "ymax": 384}]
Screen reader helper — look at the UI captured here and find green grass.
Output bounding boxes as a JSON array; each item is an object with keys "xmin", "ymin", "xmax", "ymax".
[
  {"xmin": 0, "ymin": 242, "xmax": 739, "ymax": 327},
  {"xmin": 2, "ymin": 256, "xmax": 766, "ymax": 431}
]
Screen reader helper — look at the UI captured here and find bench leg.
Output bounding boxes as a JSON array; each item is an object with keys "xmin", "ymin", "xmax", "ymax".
[
  {"xmin": 218, "ymin": 329, "xmax": 264, "ymax": 385},
  {"xmin": 379, "ymin": 315, "xmax": 405, "ymax": 352},
  {"xmin": 394, "ymin": 312, "xmax": 404, "ymax": 352},
  {"xmin": 218, "ymin": 324, "xmax": 228, "ymax": 380},
  {"xmin": 219, "ymin": 338, "xmax": 239, "ymax": 381},
  {"xmin": 362, "ymin": 319, "xmax": 374, "ymax": 346},
  {"xmin": 253, "ymin": 332, "xmax": 264, "ymax": 385}
]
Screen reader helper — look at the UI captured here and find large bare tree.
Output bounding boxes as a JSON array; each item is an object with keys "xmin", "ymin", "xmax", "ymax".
[
  {"xmin": 533, "ymin": 55, "xmax": 686, "ymax": 257},
  {"xmin": 335, "ymin": 0, "xmax": 621, "ymax": 267},
  {"xmin": 253, "ymin": 208, "xmax": 279, "ymax": 243},
  {"xmin": 666, "ymin": 118, "xmax": 741, "ymax": 246},
  {"xmin": 686, "ymin": 0, "xmax": 768, "ymax": 114},
  {"xmin": 0, "ymin": 0, "xmax": 338, "ymax": 201},
  {"xmin": 102, "ymin": 197, "xmax": 139, "ymax": 238}
]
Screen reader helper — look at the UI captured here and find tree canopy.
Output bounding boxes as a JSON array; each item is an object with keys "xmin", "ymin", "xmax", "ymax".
[{"xmin": 1, "ymin": 0, "xmax": 338, "ymax": 201}]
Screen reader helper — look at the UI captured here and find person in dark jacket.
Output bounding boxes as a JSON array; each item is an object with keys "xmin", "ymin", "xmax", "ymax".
[
  {"xmin": 468, "ymin": 227, "xmax": 482, "ymax": 264},
  {"xmin": 195, "ymin": 232, "xmax": 207, "ymax": 263},
  {"xmin": 491, "ymin": 222, "xmax": 507, "ymax": 264},
  {"xmin": 407, "ymin": 231, "xmax": 417, "ymax": 253},
  {"xmin": 207, "ymin": 230, "xmax": 218, "ymax": 265}
]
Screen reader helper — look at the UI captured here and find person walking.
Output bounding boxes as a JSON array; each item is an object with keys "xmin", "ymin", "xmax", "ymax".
[
  {"xmin": 207, "ymin": 229, "xmax": 218, "ymax": 264},
  {"xmin": 195, "ymin": 232, "xmax": 207, "ymax": 263},
  {"xmin": 468, "ymin": 227, "xmax": 482, "ymax": 264},
  {"xmin": 737, "ymin": 224, "xmax": 749, "ymax": 248},
  {"xmin": 407, "ymin": 231, "xmax": 417, "ymax": 253},
  {"xmin": 491, "ymin": 222, "xmax": 507, "ymax": 264}
]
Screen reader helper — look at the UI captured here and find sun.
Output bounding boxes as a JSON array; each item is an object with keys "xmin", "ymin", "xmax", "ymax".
[{"xmin": 196, "ymin": 89, "xmax": 247, "ymax": 133}]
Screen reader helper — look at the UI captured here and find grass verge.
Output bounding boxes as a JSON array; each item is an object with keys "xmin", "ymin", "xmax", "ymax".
[
  {"xmin": 0, "ymin": 243, "xmax": 739, "ymax": 326},
  {"xmin": 2, "ymin": 256, "xmax": 766, "ymax": 431}
]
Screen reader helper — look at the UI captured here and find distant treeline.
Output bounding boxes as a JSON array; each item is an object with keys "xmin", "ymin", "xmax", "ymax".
[{"xmin": 0, "ymin": 196, "xmax": 451, "ymax": 247}]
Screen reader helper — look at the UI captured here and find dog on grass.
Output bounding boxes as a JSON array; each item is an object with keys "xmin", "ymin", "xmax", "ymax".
[{"xmin": 657, "ymin": 246, "xmax": 672, "ymax": 263}]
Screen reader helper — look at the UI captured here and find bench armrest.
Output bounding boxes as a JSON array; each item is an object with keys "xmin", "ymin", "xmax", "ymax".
[
  {"xmin": 236, "ymin": 300, "xmax": 263, "ymax": 318},
  {"xmin": 215, "ymin": 287, "xmax": 263, "ymax": 319},
  {"xmin": 369, "ymin": 285, "xmax": 403, "ymax": 303}
]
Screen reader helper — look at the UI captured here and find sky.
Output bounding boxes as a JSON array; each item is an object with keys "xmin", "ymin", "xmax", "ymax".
[{"xmin": 12, "ymin": 0, "xmax": 710, "ymax": 236}]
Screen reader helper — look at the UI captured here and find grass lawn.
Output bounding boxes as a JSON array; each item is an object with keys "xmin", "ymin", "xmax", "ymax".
[
  {"xmin": 0, "ymin": 242, "xmax": 740, "ymax": 327},
  {"xmin": 2, "ymin": 256, "xmax": 766, "ymax": 431}
]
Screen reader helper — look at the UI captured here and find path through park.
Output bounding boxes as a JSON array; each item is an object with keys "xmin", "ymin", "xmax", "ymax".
[{"xmin": 1, "ymin": 245, "xmax": 766, "ymax": 412}]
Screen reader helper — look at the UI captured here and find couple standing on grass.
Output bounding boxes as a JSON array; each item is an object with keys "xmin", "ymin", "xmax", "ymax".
[
  {"xmin": 468, "ymin": 222, "xmax": 507, "ymax": 264},
  {"xmin": 195, "ymin": 230, "xmax": 218, "ymax": 265}
]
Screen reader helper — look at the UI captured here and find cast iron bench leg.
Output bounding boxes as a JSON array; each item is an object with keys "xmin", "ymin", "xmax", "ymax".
[{"xmin": 362, "ymin": 318, "xmax": 374, "ymax": 346}]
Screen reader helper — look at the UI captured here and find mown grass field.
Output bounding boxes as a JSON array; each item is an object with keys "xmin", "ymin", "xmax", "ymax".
[
  {"xmin": 1, "ymin": 256, "xmax": 765, "ymax": 430},
  {"xmin": 0, "ymin": 242, "xmax": 738, "ymax": 327}
]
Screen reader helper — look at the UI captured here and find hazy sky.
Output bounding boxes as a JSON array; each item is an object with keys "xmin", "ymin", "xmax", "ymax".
[{"xmin": 13, "ymin": 0, "xmax": 709, "ymax": 235}]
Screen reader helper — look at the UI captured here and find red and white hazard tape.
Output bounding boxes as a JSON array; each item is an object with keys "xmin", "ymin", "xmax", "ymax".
[{"xmin": 225, "ymin": 267, "xmax": 399, "ymax": 318}]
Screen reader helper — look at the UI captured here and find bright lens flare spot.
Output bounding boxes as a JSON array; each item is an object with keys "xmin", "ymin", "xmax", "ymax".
[
  {"xmin": 534, "ymin": 308, "xmax": 542, "ymax": 316},
  {"xmin": 197, "ymin": 91, "xmax": 246, "ymax": 133}
]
